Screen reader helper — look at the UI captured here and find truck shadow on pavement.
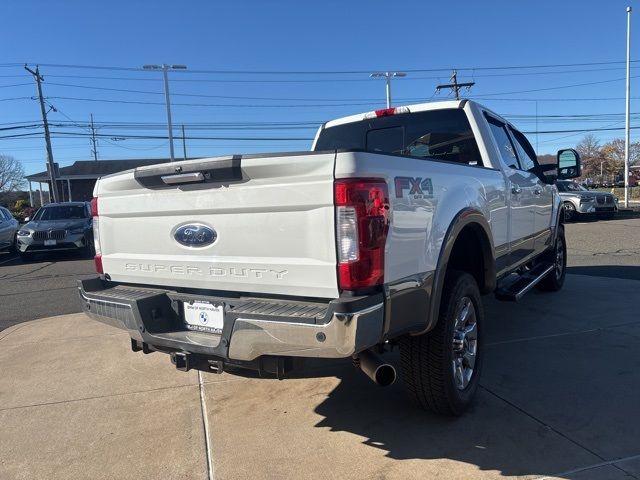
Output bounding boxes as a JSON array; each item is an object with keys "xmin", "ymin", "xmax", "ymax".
[
  {"xmin": 567, "ymin": 265, "xmax": 640, "ymax": 281},
  {"xmin": 303, "ymin": 280, "xmax": 640, "ymax": 479},
  {"xmin": 308, "ymin": 361, "xmax": 585, "ymax": 479}
]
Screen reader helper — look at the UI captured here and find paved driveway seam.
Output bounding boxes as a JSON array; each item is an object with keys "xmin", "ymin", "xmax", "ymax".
[
  {"xmin": 486, "ymin": 319, "xmax": 640, "ymax": 347},
  {"xmin": 480, "ymin": 386, "xmax": 605, "ymax": 463},
  {"xmin": 2, "ymin": 331, "xmax": 126, "ymax": 347},
  {"xmin": 198, "ymin": 371, "xmax": 215, "ymax": 480},
  {"xmin": 0, "ymin": 382, "xmax": 197, "ymax": 413},
  {"xmin": 536, "ymin": 453, "xmax": 640, "ymax": 480}
]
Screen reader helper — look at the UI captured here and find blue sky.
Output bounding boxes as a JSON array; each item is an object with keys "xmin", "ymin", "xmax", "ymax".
[{"xmin": 1, "ymin": 0, "xmax": 639, "ymax": 177}]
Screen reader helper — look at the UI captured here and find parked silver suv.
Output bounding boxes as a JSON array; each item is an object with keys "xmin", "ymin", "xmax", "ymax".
[
  {"xmin": 16, "ymin": 202, "xmax": 93, "ymax": 261},
  {"xmin": 557, "ymin": 180, "xmax": 617, "ymax": 221},
  {"xmin": 0, "ymin": 206, "xmax": 19, "ymax": 252}
]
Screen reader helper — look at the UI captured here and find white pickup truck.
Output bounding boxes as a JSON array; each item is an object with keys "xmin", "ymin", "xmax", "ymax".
[{"xmin": 78, "ymin": 100, "xmax": 581, "ymax": 415}]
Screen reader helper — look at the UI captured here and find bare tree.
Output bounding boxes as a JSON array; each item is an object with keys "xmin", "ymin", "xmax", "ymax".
[
  {"xmin": 576, "ymin": 134, "xmax": 605, "ymax": 178},
  {"xmin": 0, "ymin": 155, "xmax": 26, "ymax": 192},
  {"xmin": 576, "ymin": 134, "xmax": 601, "ymax": 160}
]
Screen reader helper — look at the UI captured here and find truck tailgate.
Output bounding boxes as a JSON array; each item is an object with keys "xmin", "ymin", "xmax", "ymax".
[{"xmin": 95, "ymin": 153, "xmax": 339, "ymax": 299}]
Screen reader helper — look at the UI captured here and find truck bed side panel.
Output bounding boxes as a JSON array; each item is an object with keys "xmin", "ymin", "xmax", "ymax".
[{"xmin": 333, "ymin": 151, "xmax": 507, "ymax": 285}]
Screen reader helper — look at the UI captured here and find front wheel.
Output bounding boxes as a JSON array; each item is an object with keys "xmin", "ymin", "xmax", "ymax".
[
  {"xmin": 18, "ymin": 251, "xmax": 33, "ymax": 262},
  {"xmin": 8, "ymin": 233, "xmax": 17, "ymax": 253},
  {"xmin": 536, "ymin": 225, "xmax": 567, "ymax": 292},
  {"xmin": 400, "ymin": 270, "xmax": 484, "ymax": 416},
  {"xmin": 563, "ymin": 202, "xmax": 577, "ymax": 222}
]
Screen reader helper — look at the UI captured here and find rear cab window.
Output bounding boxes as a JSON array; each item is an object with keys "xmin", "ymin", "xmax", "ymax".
[{"xmin": 314, "ymin": 109, "xmax": 484, "ymax": 166}]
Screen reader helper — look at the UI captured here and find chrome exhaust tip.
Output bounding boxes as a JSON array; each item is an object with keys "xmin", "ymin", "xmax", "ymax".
[{"xmin": 356, "ymin": 349, "xmax": 396, "ymax": 387}]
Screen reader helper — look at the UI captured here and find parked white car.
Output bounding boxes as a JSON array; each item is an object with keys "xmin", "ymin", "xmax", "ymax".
[
  {"xmin": 556, "ymin": 180, "xmax": 617, "ymax": 221},
  {"xmin": 0, "ymin": 206, "xmax": 19, "ymax": 252},
  {"xmin": 78, "ymin": 100, "xmax": 581, "ymax": 415}
]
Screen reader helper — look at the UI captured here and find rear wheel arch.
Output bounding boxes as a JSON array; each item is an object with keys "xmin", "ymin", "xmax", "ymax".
[{"xmin": 414, "ymin": 209, "xmax": 495, "ymax": 336}]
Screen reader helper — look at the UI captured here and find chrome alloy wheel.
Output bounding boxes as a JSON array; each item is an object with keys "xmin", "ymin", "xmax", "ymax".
[{"xmin": 451, "ymin": 296, "xmax": 478, "ymax": 390}]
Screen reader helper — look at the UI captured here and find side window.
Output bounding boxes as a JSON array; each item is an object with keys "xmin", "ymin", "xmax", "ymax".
[
  {"xmin": 485, "ymin": 115, "xmax": 519, "ymax": 169},
  {"xmin": 509, "ymin": 128, "xmax": 538, "ymax": 172},
  {"xmin": 1, "ymin": 208, "xmax": 9, "ymax": 220}
]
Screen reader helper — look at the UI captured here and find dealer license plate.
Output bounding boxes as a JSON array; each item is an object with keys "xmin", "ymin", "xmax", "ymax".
[
  {"xmin": 44, "ymin": 239, "xmax": 57, "ymax": 246},
  {"xmin": 183, "ymin": 301, "xmax": 224, "ymax": 334}
]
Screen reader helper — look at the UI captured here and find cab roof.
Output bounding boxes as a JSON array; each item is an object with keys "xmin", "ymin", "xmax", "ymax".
[{"xmin": 323, "ymin": 99, "xmax": 469, "ymax": 129}]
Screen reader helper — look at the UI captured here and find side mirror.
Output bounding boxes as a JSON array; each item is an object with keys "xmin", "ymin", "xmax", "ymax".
[
  {"xmin": 557, "ymin": 149, "xmax": 582, "ymax": 179},
  {"xmin": 23, "ymin": 217, "xmax": 30, "ymax": 223}
]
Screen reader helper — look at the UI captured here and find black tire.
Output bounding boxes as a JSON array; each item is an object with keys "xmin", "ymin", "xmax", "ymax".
[
  {"xmin": 8, "ymin": 233, "xmax": 17, "ymax": 253},
  {"xmin": 536, "ymin": 225, "xmax": 567, "ymax": 292},
  {"xmin": 399, "ymin": 270, "xmax": 484, "ymax": 416},
  {"xmin": 563, "ymin": 202, "xmax": 577, "ymax": 222},
  {"xmin": 18, "ymin": 251, "xmax": 33, "ymax": 262},
  {"xmin": 82, "ymin": 241, "xmax": 95, "ymax": 258}
]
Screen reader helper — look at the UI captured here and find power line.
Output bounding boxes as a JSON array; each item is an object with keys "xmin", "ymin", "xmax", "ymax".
[
  {"xmin": 4, "ymin": 124, "xmax": 640, "ymax": 142},
  {"xmin": 11, "ymin": 59, "xmax": 640, "ymax": 75}
]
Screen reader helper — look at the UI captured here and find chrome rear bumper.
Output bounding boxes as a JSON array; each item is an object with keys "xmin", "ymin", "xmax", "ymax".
[{"xmin": 78, "ymin": 278, "xmax": 384, "ymax": 362}]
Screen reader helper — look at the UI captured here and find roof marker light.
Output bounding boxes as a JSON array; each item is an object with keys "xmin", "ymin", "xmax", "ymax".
[{"xmin": 364, "ymin": 106, "xmax": 410, "ymax": 119}]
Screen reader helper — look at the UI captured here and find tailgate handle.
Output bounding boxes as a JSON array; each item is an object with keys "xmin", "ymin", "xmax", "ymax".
[{"xmin": 161, "ymin": 172, "xmax": 204, "ymax": 185}]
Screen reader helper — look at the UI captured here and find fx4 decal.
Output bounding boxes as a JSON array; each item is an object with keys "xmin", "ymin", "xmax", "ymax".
[{"xmin": 394, "ymin": 176, "xmax": 434, "ymax": 199}]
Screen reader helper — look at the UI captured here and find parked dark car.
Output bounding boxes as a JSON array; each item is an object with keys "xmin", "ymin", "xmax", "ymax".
[{"xmin": 16, "ymin": 202, "xmax": 93, "ymax": 261}]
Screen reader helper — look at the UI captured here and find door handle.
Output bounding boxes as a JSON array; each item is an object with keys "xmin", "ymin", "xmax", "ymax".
[
  {"xmin": 533, "ymin": 188, "xmax": 542, "ymax": 196},
  {"xmin": 511, "ymin": 185, "xmax": 522, "ymax": 195}
]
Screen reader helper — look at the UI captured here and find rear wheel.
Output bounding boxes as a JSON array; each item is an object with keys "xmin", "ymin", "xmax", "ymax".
[
  {"xmin": 400, "ymin": 270, "xmax": 484, "ymax": 416},
  {"xmin": 537, "ymin": 225, "xmax": 566, "ymax": 292}
]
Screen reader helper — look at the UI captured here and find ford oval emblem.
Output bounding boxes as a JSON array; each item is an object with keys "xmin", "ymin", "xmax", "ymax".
[{"xmin": 174, "ymin": 224, "xmax": 217, "ymax": 247}]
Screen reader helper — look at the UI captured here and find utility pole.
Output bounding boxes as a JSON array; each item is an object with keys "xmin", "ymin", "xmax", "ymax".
[
  {"xmin": 370, "ymin": 71, "xmax": 407, "ymax": 108},
  {"xmin": 181, "ymin": 124, "xmax": 187, "ymax": 160},
  {"xmin": 143, "ymin": 64, "xmax": 187, "ymax": 162},
  {"xmin": 24, "ymin": 65, "xmax": 59, "ymax": 203},
  {"xmin": 90, "ymin": 114, "xmax": 98, "ymax": 161},
  {"xmin": 436, "ymin": 70, "xmax": 475, "ymax": 100},
  {"xmin": 625, "ymin": 6, "xmax": 632, "ymax": 208}
]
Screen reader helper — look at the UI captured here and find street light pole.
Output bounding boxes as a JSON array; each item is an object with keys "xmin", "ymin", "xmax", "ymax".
[
  {"xmin": 370, "ymin": 72, "xmax": 407, "ymax": 108},
  {"xmin": 625, "ymin": 6, "xmax": 632, "ymax": 207},
  {"xmin": 143, "ymin": 64, "xmax": 187, "ymax": 162}
]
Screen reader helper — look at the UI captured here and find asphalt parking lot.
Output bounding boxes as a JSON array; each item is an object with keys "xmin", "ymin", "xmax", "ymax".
[
  {"xmin": 1, "ymin": 216, "xmax": 639, "ymax": 479},
  {"xmin": 0, "ymin": 251, "xmax": 94, "ymax": 331}
]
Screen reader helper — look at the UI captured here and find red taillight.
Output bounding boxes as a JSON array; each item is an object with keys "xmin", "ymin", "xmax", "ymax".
[
  {"xmin": 94, "ymin": 255, "xmax": 103, "ymax": 274},
  {"xmin": 335, "ymin": 178, "xmax": 389, "ymax": 290},
  {"xmin": 91, "ymin": 197, "xmax": 103, "ymax": 274},
  {"xmin": 90, "ymin": 197, "xmax": 99, "ymax": 217}
]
